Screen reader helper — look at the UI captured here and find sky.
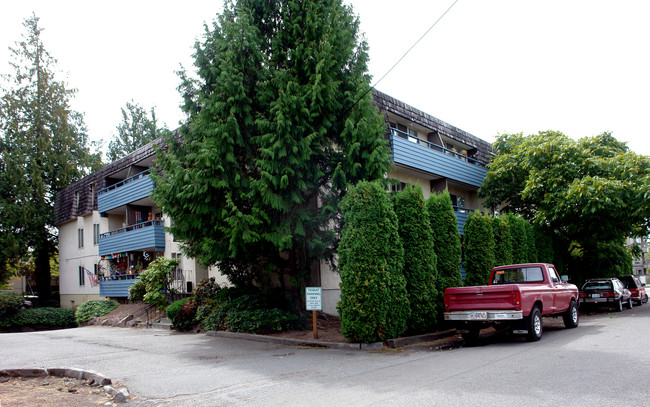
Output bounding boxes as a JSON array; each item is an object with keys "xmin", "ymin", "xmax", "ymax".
[{"xmin": 1, "ymin": 0, "xmax": 649, "ymax": 157}]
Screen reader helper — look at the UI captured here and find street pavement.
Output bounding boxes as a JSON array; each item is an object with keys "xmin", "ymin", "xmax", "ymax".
[{"xmin": 1, "ymin": 303, "xmax": 650, "ymax": 406}]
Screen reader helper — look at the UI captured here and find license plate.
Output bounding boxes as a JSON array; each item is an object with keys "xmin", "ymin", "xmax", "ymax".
[
  {"xmin": 592, "ymin": 294, "xmax": 600, "ymax": 298},
  {"xmin": 470, "ymin": 312, "xmax": 488, "ymax": 320}
]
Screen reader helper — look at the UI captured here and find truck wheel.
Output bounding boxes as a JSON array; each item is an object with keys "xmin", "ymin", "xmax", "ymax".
[
  {"xmin": 461, "ymin": 327, "xmax": 480, "ymax": 344},
  {"xmin": 527, "ymin": 306, "xmax": 543, "ymax": 341},
  {"xmin": 616, "ymin": 298, "xmax": 623, "ymax": 312},
  {"xmin": 563, "ymin": 300, "xmax": 579, "ymax": 329}
]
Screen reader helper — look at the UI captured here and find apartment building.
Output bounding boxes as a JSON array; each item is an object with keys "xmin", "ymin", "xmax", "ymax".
[{"xmin": 54, "ymin": 91, "xmax": 494, "ymax": 312}]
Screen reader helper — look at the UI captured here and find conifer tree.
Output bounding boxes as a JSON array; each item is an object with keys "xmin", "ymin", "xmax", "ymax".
[
  {"xmin": 463, "ymin": 212, "xmax": 495, "ymax": 286},
  {"xmin": 426, "ymin": 190, "xmax": 462, "ymax": 312},
  {"xmin": 107, "ymin": 101, "xmax": 167, "ymax": 161},
  {"xmin": 504, "ymin": 213, "xmax": 528, "ymax": 264},
  {"xmin": 337, "ymin": 181, "xmax": 409, "ymax": 343},
  {"xmin": 534, "ymin": 225, "xmax": 555, "ymax": 263},
  {"xmin": 392, "ymin": 185, "xmax": 437, "ymax": 333},
  {"xmin": 153, "ymin": 0, "xmax": 390, "ymax": 294},
  {"xmin": 0, "ymin": 15, "xmax": 101, "ymax": 295},
  {"xmin": 492, "ymin": 216, "xmax": 513, "ymax": 267},
  {"xmin": 523, "ymin": 220, "xmax": 537, "ymax": 262}
]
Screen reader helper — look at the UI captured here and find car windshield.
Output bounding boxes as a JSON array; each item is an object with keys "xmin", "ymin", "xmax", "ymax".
[
  {"xmin": 583, "ymin": 281, "xmax": 611, "ymax": 290},
  {"xmin": 493, "ymin": 267, "xmax": 544, "ymax": 284}
]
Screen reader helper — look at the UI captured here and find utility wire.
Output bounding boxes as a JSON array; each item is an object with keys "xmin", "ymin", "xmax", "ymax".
[{"xmin": 353, "ymin": 0, "xmax": 459, "ymax": 107}]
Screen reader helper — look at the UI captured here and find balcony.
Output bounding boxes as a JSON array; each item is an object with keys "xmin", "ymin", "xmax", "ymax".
[
  {"xmin": 99, "ymin": 274, "xmax": 138, "ymax": 298},
  {"xmin": 98, "ymin": 220, "xmax": 165, "ymax": 256},
  {"xmin": 98, "ymin": 170, "xmax": 154, "ymax": 213},
  {"xmin": 389, "ymin": 130, "xmax": 488, "ymax": 188}
]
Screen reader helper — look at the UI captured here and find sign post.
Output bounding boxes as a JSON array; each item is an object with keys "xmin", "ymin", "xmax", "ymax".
[{"xmin": 305, "ymin": 287, "xmax": 322, "ymax": 339}]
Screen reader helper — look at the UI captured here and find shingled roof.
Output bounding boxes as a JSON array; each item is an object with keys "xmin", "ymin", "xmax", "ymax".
[
  {"xmin": 53, "ymin": 138, "xmax": 164, "ymax": 226},
  {"xmin": 54, "ymin": 92, "xmax": 494, "ymax": 226},
  {"xmin": 373, "ymin": 90, "xmax": 494, "ymax": 164}
]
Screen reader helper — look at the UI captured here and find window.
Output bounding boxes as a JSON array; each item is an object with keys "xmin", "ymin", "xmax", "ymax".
[
  {"xmin": 389, "ymin": 181, "xmax": 406, "ymax": 193},
  {"xmin": 78, "ymin": 228, "xmax": 84, "ymax": 248},
  {"xmin": 79, "ymin": 266, "xmax": 85, "ymax": 286},
  {"xmin": 93, "ymin": 224, "xmax": 100, "ymax": 245},
  {"xmin": 492, "ymin": 267, "xmax": 544, "ymax": 284},
  {"xmin": 548, "ymin": 267, "xmax": 560, "ymax": 284}
]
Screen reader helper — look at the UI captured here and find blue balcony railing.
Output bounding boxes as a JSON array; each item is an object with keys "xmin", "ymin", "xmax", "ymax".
[
  {"xmin": 97, "ymin": 170, "xmax": 154, "ymax": 213},
  {"xmin": 99, "ymin": 274, "xmax": 139, "ymax": 298},
  {"xmin": 98, "ymin": 220, "xmax": 165, "ymax": 256},
  {"xmin": 389, "ymin": 130, "xmax": 488, "ymax": 188}
]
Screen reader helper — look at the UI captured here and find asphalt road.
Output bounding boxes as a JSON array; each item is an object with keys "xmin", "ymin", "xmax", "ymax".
[{"xmin": 1, "ymin": 304, "xmax": 649, "ymax": 406}]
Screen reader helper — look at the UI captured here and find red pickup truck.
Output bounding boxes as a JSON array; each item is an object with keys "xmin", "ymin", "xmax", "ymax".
[{"xmin": 443, "ymin": 263, "xmax": 579, "ymax": 342}]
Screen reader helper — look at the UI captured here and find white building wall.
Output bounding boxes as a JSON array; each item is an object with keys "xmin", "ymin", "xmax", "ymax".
[{"xmin": 59, "ymin": 212, "xmax": 105, "ymax": 308}]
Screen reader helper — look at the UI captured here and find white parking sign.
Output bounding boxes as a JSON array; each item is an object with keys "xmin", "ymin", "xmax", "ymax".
[{"xmin": 306, "ymin": 287, "xmax": 322, "ymax": 311}]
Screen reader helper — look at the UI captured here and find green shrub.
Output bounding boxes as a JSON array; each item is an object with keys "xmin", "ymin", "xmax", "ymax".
[
  {"xmin": 392, "ymin": 185, "xmax": 438, "ymax": 334},
  {"xmin": 492, "ymin": 216, "xmax": 513, "ymax": 267},
  {"xmin": 166, "ymin": 297, "xmax": 198, "ymax": 331},
  {"xmin": 0, "ymin": 292, "xmax": 24, "ymax": 319},
  {"xmin": 523, "ymin": 220, "xmax": 536, "ymax": 262},
  {"xmin": 504, "ymin": 214, "xmax": 528, "ymax": 264},
  {"xmin": 337, "ymin": 181, "xmax": 409, "ymax": 343},
  {"xmin": 426, "ymin": 190, "xmax": 462, "ymax": 289},
  {"xmin": 128, "ymin": 257, "xmax": 179, "ymax": 310},
  {"xmin": 226, "ymin": 308, "xmax": 301, "ymax": 334},
  {"xmin": 463, "ymin": 212, "xmax": 495, "ymax": 286},
  {"xmin": 75, "ymin": 300, "xmax": 119, "ymax": 324},
  {"xmin": 0, "ymin": 307, "xmax": 77, "ymax": 328},
  {"xmin": 194, "ymin": 278, "xmax": 221, "ymax": 305},
  {"xmin": 534, "ymin": 225, "xmax": 555, "ymax": 263},
  {"xmin": 128, "ymin": 279, "xmax": 146, "ymax": 301}
]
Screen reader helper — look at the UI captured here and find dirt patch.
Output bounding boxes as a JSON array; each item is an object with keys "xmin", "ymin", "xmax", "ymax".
[
  {"xmin": 0, "ymin": 376, "xmax": 119, "ymax": 407},
  {"xmin": 267, "ymin": 314, "xmax": 348, "ymax": 343},
  {"xmin": 86, "ymin": 302, "xmax": 165, "ymax": 328}
]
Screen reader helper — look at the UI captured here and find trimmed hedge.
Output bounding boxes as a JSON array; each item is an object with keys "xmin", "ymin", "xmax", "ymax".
[
  {"xmin": 75, "ymin": 300, "xmax": 119, "ymax": 324},
  {"xmin": 463, "ymin": 211, "xmax": 495, "ymax": 286},
  {"xmin": 393, "ymin": 185, "xmax": 438, "ymax": 334},
  {"xmin": 337, "ymin": 181, "xmax": 409, "ymax": 343},
  {"xmin": 426, "ymin": 190, "xmax": 462, "ymax": 316},
  {"xmin": 0, "ymin": 307, "xmax": 77, "ymax": 329},
  {"xmin": 492, "ymin": 216, "xmax": 513, "ymax": 267},
  {"xmin": 504, "ymin": 213, "xmax": 528, "ymax": 264}
]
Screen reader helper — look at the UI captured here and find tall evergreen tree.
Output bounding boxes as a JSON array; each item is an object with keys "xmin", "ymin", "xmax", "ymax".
[
  {"xmin": 107, "ymin": 100, "xmax": 167, "ymax": 162},
  {"xmin": 337, "ymin": 181, "xmax": 409, "ymax": 343},
  {"xmin": 523, "ymin": 220, "xmax": 537, "ymax": 262},
  {"xmin": 463, "ymin": 212, "xmax": 495, "ymax": 286},
  {"xmin": 153, "ymin": 0, "xmax": 391, "ymax": 295},
  {"xmin": 0, "ymin": 15, "xmax": 101, "ymax": 295},
  {"xmin": 492, "ymin": 216, "xmax": 513, "ymax": 267},
  {"xmin": 504, "ymin": 213, "xmax": 528, "ymax": 264},
  {"xmin": 392, "ymin": 185, "xmax": 438, "ymax": 333},
  {"xmin": 426, "ymin": 190, "xmax": 462, "ymax": 315}
]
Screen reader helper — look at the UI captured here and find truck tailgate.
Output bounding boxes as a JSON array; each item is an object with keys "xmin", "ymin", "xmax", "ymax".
[{"xmin": 445, "ymin": 285, "xmax": 520, "ymax": 311}]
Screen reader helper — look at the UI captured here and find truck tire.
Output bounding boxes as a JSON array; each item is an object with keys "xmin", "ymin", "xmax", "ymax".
[
  {"xmin": 461, "ymin": 327, "xmax": 480, "ymax": 344},
  {"xmin": 527, "ymin": 306, "xmax": 542, "ymax": 341},
  {"xmin": 563, "ymin": 300, "xmax": 579, "ymax": 329}
]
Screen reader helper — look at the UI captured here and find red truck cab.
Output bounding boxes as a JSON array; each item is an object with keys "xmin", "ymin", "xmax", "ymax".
[{"xmin": 444, "ymin": 263, "xmax": 579, "ymax": 342}]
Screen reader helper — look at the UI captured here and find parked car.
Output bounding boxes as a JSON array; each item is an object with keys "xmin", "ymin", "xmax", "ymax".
[
  {"xmin": 579, "ymin": 278, "xmax": 632, "ymax": 311},
  {"xmin": 618, "ymin": 275, "xmax": 648, "ymax": 305},
  {"xmin": 444, "ymin": 263, "xmax": 579, "ymax": 342}
]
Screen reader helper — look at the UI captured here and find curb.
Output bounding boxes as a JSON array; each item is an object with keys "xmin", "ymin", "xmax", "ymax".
[
  {"xmin": 206, "ymin": 330, "xmax": 384, "ymax": 351},
  {"xmin": 0, "ymin": 367, "xmax": 112, "ymax": 386},
  {"xmin": 385, "ymin": 329, "xmax": 458, "ymax": 348}
]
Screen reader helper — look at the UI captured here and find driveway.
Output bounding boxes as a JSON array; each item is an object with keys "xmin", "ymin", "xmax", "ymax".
[{"xmin": 1, "ymin": 304, "xmax": 649, "ymax": 406}]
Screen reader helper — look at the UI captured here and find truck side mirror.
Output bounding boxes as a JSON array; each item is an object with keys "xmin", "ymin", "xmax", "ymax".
[{"xmin": 561, "ymin": 275, "xmax": 569, "ymax": 283}]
